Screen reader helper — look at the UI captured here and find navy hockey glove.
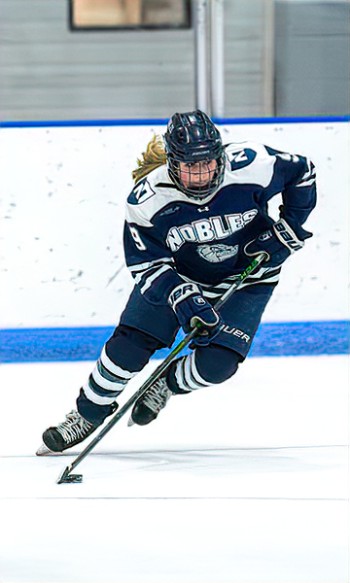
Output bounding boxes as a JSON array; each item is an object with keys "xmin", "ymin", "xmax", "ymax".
[
  {"xmin": 244, "ymin": 218, "xmax": 311, "ymax": 268},
  {"xmin": 168, "ymin": 282, "xmax": 223, "ymax": 346}
]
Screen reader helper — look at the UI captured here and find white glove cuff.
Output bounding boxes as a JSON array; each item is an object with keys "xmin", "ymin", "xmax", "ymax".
[{"xmin": 273, "ymin": 218, "xmax": 304, "ymax": 254}]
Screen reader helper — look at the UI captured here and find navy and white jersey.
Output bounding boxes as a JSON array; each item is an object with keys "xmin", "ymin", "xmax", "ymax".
[{"xmin": 124, "ymin": 141, "xmax": 316, "ymax": 304}]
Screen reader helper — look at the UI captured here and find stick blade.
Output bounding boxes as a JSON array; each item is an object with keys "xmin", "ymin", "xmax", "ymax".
[{"xmin": 57, "ymin": 466, "xmax": 83, "ymax": 484}]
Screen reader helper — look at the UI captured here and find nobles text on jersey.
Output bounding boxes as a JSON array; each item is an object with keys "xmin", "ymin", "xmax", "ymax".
[{"xmin": 166, "ymin": 210, "xmax": 258, "ymax": 251}]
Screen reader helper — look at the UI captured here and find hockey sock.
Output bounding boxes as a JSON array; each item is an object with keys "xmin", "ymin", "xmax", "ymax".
[{"xmin": 168, "ymin": 345, "xmax": 241, "ymax": 394}]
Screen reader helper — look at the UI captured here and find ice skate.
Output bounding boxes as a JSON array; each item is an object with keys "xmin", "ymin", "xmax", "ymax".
[
  {"xmin": 36, "ymin": 410, "xmax": 100, "ymax": 456},
  {"xmin": 128, "ymin": 376, "xmax": 173, "ymax": 426}
]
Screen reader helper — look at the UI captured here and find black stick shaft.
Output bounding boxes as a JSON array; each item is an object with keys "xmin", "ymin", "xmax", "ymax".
[
  {"xmin": 62, "ymin": 328, "xmax": 197, "ymax": 476},
  {"xmin": 59, "ymin": 253, "xmax": 266, "ymax": 479}
]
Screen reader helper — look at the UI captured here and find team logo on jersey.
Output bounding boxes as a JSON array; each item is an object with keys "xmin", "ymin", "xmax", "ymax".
[
  {"xmin": 197, "ymin": 244, "xmax": 238, "ymax": 263},
  {"xmin": 166, "ymin": 209, "xmax": 258, "ymax": 252},
  {"xmin": 129, "ymin": 178, "xmax": 155, "ymax": 205},
  {"xmin": 228, "ymin": 148, "xmax": 257, "ymax": 171}
]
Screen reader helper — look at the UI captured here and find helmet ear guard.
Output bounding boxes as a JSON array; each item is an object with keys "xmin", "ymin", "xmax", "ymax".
[{"xmin": 164, "ymin": 110, "xmax": 226, "ymax": 199}]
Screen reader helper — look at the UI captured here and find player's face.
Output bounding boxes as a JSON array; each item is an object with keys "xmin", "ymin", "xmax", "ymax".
[{"xmin": 179, "ymin": 159, "xmax": 218, "ymax": 190}]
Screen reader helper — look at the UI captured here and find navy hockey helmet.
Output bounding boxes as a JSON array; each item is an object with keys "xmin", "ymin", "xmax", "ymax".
[{"xmin": 164, "ymin": 110, "xmax": 226, "ymax": 199}]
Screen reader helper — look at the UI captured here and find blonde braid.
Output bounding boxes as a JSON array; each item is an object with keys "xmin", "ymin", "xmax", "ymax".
[{"xmin": 132, "ymin": 135, "xmax": 167, "ymax": 184}]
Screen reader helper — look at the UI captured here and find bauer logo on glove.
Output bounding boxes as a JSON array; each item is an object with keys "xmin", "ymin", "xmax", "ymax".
[
  {"xmin": 245, "ymin": 218, "xmax": 307, "ymax": 268},
  {"xmin": 274, "ymin": 220, "xmax": 304, "ymax": 252}
]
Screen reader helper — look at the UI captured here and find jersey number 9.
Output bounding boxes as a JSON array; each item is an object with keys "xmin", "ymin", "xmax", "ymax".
[{"xmin": 129, "ymin": 226, "xmax": 147, "ymax": 251}]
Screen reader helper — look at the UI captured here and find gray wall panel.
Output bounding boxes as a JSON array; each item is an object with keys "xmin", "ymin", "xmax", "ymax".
[
  {"xmin": 0, "ymin": 0, "xmax": 196, "ymax": 120},
  {"xmin": 223, "ymin": 0, "xmax": 272, "ymax": 117},
  {"xmin": 1, "ymin": 0, "xmax": 348, "ymax": 121},
  {"xmin": 275, "ymin": 1, "xmax": 350, "ymax": 116},
  {"xmin": 0, "ymin": 0, "xmax": 271, "ymax": 120}
]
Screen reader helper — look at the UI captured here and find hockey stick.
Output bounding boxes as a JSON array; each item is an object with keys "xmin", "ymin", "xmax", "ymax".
[{"xmin": 57, "ymin": 252, "xmax": 266, "ymax": 483}]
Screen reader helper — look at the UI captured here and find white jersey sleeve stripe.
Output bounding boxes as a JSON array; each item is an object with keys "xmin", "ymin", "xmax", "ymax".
[
  {"xmin": 139, "ymin": 264, "xmax": 173, "ymax": 295},
  {"xmin": 296, "ymin": 177, "xmax": 316, "ymax": 187},
  {"xmin": 129, "ymin": 257, "xmax": 174, "ymax": 274}
]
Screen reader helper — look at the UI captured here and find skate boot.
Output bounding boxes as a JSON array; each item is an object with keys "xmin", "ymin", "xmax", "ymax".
[
  {"xmin": 128, "ymin": 376, "xmax": 173, "ymax": 426},
  {"xmin": 36, "ymin": 410, "xmax": 100, "ymax": 456}
]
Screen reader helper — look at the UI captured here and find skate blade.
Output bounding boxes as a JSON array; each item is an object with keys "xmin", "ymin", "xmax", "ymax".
[{"xmin": 36, "ymin": 443, "xmax": 62, "ymax": 456}]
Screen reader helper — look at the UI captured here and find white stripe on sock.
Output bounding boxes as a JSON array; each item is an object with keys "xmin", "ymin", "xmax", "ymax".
[
  {"xmin": 100, "ymin": 346, "xmax": 137, "ymax": 380},
  {"xmin": 91, "ymin": 366, "xmax": 126, "ymax": 393},
  {"xmin": 175, "ymin": 353, "xmax": 212, "ymax": 391},
  {"xmin": 82, "ymin": 382, "xmax": 117, "ymax": 406}
]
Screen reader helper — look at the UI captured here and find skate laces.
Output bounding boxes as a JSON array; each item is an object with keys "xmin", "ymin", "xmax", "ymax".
[
  {"xmin": 142, "ymin": 378, "xmax": 172, "ymax": 413},
  {"xmin": 56, "ymin": 410, "xmax": 94, "ymax": 445}
]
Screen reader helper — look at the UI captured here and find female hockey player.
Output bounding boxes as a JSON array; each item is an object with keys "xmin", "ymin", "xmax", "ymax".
[{"xmin": 37, "ymin": 110, "xmax": 316, "ymax": 455}]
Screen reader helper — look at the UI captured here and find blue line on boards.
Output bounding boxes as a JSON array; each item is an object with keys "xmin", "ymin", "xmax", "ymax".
[
  {"xmin": 0, "ymin": 321, "xmax": 349, "ymax": 363},
  {"xmin": 1, "ymin": 115, "xmax": 349, "ymax": 129}
]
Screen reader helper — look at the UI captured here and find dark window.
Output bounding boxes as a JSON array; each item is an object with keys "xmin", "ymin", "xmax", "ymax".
[{"xmin": 69, "ymin": 0, "xmax": 191, "ymax": 30}]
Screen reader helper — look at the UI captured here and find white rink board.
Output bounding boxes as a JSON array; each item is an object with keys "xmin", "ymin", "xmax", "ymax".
[{"xmin": 1, "ymin": 121, "xmax": 349, "ymax": 328}]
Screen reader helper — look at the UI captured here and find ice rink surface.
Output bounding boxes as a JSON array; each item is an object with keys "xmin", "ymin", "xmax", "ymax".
[{"xmin": 0, "ymin": 354, "xmax": 349, "ymax": 583}]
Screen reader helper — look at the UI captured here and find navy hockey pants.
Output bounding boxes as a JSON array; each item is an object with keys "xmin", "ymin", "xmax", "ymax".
[{"xmin": 78, "ymin": 283, "xmax": 275, "ymax": 424}]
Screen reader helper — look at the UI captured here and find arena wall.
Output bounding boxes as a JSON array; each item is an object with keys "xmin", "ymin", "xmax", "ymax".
[{"xmin": 1, "ymin": 118, "xmax": 349, "ymax": 360}]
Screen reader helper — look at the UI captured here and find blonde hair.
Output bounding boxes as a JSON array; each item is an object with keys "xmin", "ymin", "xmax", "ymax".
[{"xmin": 132, "ymin": 134, "xmax": 167, "ymax": 183}]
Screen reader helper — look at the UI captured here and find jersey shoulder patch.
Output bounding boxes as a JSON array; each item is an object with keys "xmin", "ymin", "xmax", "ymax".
[
  {"xmin": 126, "ymin": 165, "xmax": 188, "ymax": 228},
  {"xmin": 224, "ymin": 142, "xmax": 258, "ymax": 170},
  {"xmin": 223, "ymin": 141, "xmax": 275, "ymax": 188}
]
